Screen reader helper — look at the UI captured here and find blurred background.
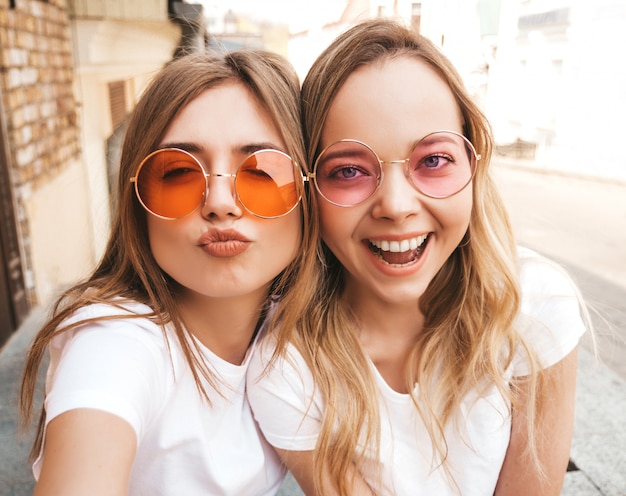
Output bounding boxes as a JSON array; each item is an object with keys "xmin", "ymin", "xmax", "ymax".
[
  {"xmin": 0, "ymin": 1, "xmax": 624, "ymax": 494},
  {"xmin": 1, "ymin": 0, "xmax": 625, "ymax": 344},
  {"xmin": 1, "ymin": 0, "xmax": 624, "ymax": 348}
]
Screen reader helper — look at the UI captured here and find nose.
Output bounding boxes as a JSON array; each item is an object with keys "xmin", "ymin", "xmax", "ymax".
[
  {"xmin": 200, "ymin": 172, "xmax": 243, "ymax": 220},
  {"xmin": 370, "ymin": 162, "xmax": 422, "ymax": 221}
]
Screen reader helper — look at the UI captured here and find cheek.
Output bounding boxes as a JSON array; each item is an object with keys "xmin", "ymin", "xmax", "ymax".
[
  {"xmin": 317, "ymin": 202, "xmax": 368, "ymax": 265},
  {"xmin": 146, "ymin": 217, "xmax": 187, "ymax": 270},
  {"xmin": 147, "ymin": 217, "xmax": 166, "ymax": 255},
  {"xmin": 460, "ymin": 187, "xmax": 473, "ymax": 224},
  {"xmin": 318, "ymin": 201, "xmax": 349, "ymax": 248},
  {"xmin": 266, "ymin": 209, "xmax": 303, "ymax": 264},
  {"xmin": 286, "ymin": 215, "xmax": 303, "ymax": 258},
  {"xmin": 441, "ymin": 187, "xmax": 473, "ymax": 236}
]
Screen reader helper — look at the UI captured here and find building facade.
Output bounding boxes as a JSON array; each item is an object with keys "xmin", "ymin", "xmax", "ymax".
[
  {"xmin": 0, "ymin": 0, "xmax": 80, "ymax": 345},
  {"xmin": 485, "ymin": 0, "xmax": 626, "ymax": 182},
  {"xmin": 287, "ymin": 0, "xmax": 626, "ymax": 182},
  {"xmin": 0, "ymin": 0, "xmax": 204, "ymax": 347}
]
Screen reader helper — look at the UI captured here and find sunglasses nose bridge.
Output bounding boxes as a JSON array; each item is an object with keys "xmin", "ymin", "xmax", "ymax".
[
  {"xmin": 377, "ymin": 157, "xmax": 418, "ymax": 193},
  {"xmin": 379, "ymin": 159, "xmax": 410, "ymax": 165},
  {"xmin": 378, "ymin": 158, "xmax": 412, "ymax": 184},
  {"xmin": 198, "ymin": 171, "xmax": 246, "ymax": 219},
  {"xmin": 201, "ymin": 172, "xmax": 238, "ymax": 203},
  {"xmin": 205, "ymin": 172, "xmax": 237, "ymax": 179},
  {"xmin": 202, "ymin": 172, "xmax": 237, "ymax": 190}
]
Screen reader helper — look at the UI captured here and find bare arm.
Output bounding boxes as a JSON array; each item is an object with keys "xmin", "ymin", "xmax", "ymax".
[
  {"xmin": 495, "ymin": 346, "xmax": 579, "ymax": 495},
  {"xmin": 276, "ymin": 448, "xmax": 375, "ymax": 496},
  {"xmin": 34, "ymin": 409, "xmax": 137, "ymax": 496}
]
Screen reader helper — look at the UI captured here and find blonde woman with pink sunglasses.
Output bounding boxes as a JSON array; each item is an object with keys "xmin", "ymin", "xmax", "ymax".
[{"xmin": 248, "ymin": 19, "xmax": 589, "ymax": 496}]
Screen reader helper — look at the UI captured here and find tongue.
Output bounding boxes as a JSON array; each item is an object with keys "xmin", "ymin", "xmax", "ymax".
[{"xmin": 380, "ymin": 249, "xmax": 417, "ymax": 265}]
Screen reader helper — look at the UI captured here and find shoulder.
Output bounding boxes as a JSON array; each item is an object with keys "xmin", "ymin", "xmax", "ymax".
[
  {"xmin": 518, "ymin": 246, "xmax": 581, "ymax": 300},
  {"xmin": 247, "ymin": 333, "xmax": 319, "ymax": 414},
  {"xmin": 247, "ymin": 335, "xmax": 322, "ymax": 451},
  {"xmin": 514, "ymin": 247, "xmax": 587, "ymax": 372},
  {"xmin": 51, "ymin": 301, "xmax": 168, "ymax": 357},
  {"xmin": 60, "ymin": 300, "xmax": 158, "ymax": 329},
  {"xmin": 248, "ymin": 334, "xmax": 312, "ymax": 388},
  {"xmin": 44, "ymin": 301, "xmax": 175, "ymax": 440},
  {"xmin": 47, "ymin": 300, "xmax": 175, "ymax": 400}
]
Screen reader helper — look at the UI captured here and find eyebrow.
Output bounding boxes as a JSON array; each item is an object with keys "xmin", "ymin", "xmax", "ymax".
[
  {"xmin": 240, "ymin": 142, "xmax": 282, "ymax": 155},
  {"xmin": 412, "ymin": 134, "xmax": 462, "ymax": 150},
  {"xmin": 320, "ymin": 146, "xmax": 373, "ymax": 162},
  {"xmin": 420, "ymin": 135, "xmax": 458, "ymax": 146},
  {"xmin": 155, "ymin": 141, "xmax": 283, "ymax": 156},
  {"xmin": 156, "ymin": 142, "xmax": 201, "ymax": 154}
]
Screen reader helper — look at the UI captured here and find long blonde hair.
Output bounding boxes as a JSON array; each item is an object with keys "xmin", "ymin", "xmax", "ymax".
[
  {"xmin": 297, "ymin": 19, "xmax": 542, "ymax": 494},
  {"xmin": 20, "ymin": 50, "xmax": 319, "ymax": 460}
]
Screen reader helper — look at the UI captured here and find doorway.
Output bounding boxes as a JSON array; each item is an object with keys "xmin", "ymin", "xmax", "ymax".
[{"xmin": 0, "ymin": 99, "xmax": 29, "ymax": 347}]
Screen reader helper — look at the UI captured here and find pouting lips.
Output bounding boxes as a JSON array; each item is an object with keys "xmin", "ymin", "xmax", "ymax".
[{"xmin": 368, "ymin": 234, "xmax": 429, "ymax": 266}]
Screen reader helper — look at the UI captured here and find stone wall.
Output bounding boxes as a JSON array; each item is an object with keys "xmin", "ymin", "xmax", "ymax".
[{"xmin": 0, "ymin": 0, "xmax": 81, "ymax": 304}]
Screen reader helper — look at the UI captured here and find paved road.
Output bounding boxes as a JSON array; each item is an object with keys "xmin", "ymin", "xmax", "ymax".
[
  {"xmin": 493, "ymin": 159, "xmax": 626, "ymax": 495},
  {"xmin": 492, "ymin": 159, "xmax": 626, "ymax": 380}
]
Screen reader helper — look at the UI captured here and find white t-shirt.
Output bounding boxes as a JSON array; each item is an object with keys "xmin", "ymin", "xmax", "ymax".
[
  {"xmin": 247, "ymin": 248, "xmax": 587, "ymax": 495},
  {"xmin": 34, "ymin": 301, "xmax": 285, "ymax": 495}
]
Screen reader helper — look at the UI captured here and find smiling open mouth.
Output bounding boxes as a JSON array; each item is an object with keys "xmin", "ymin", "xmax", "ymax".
[{"xmin": 368, "ymin": 234, "xmax": 429, "ymax": 266}]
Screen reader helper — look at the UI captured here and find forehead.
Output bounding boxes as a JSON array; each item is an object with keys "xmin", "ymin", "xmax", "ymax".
[
  {"xmin": 322, "ymin": 56, "xmax": 464, "ymax": 153},
  {"xmin": 161, "ymin": 82, "xmax": 281, "ymax": 146}
]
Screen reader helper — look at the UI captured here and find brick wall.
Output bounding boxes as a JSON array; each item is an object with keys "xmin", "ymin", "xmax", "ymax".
[{"xmin": 0, "ymin": 0, "xmax": 81, "ymax": 303}]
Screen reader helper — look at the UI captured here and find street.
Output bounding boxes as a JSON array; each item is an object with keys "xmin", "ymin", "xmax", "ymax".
[{"xmin": 492, "ymin": 159, "xmax": 626, "ymax": 380}]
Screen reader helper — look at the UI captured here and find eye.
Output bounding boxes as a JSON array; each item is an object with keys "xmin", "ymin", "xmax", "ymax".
[
  {"xmin": 421, "ymin": 154, "xmax": 453, "ymax": 170},
  {"xmin": 162, "ymin": 166, "xmax": 195, "ymax": 179},
  {"xmin": 160, "ymin": 160, "xmax": 203, "ymax": 183},
  {"xmin": 241, "ymin": 167, "xmax": 272, "ymax": 179},
  {"xmin": 318, "ymin": 153, "xmax": 377, "ymax": 183},
  {"xmin": 240, "ymin": 152, "xmax": 292, "ymax": 183},
  {"xmin": 328, "ymin": 164, "xmax": 370, "ymax": 180}
]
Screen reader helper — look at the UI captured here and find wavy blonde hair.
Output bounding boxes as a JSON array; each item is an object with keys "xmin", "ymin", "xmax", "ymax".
[
  {"xmin": 20, "ymin": 50, "xmax": 320, "ymax": 460},
  {"xmin": 293, "ymin": 19, "xmax": 544, "ymax": 494}
]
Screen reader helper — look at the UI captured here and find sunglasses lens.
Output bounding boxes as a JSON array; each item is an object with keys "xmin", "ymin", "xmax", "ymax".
[
  {"xmin": 409, "ymin": 132, "xmax": 476, "ymax": 198},
  {"xmin": 314, "ymin": 141, "xmax": 380, "ymax": 206},
  {"xmin": 236, "ymin": 150, "xmax": 299, "ymax": 218},
  {"xmin": 136, "ymin": 149, "xmax": 205, "ymax": 218}
]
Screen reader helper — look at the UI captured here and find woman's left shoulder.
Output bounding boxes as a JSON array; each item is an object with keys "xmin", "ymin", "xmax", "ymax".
[
  {"xmin": 517, "ymin": 246, "xmax": 582, "ymax": 299},
  {"xmin": 514, "ymin": 246, "xmax": 588, "ymax": 371}
]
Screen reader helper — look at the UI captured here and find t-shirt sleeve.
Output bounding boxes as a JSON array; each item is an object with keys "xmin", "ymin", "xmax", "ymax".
[
  {"xmin": 513, "ymin": 249, "xmax": 588, "ymax": 376},
  {"xmin": 247, "ymin": 338, "xmax": 322, "ymax": 451},
  {"xmin": 44, "ymin": 314, "xmax": 169, "ymax": 442}
]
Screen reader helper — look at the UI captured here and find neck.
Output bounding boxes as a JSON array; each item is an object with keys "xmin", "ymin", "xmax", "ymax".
[
  {"xmin": 343, "ymin": 284, "xmax": 424, "ymax": 341},
  {"xmin": 343, "ymin": 286, "xmax": 424, "ymax": 394},
  {"xmin": 177, "ymin": 288, "xmax": 268, "ymax": 365},
  {"xmin": 351, "ymin": 297, "xmax": 424, "ymax": 354}
]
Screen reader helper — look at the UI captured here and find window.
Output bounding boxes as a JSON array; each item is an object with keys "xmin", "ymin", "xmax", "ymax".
[
  {"xmin": 108, "ymin": 80, "xmax": 128, "ymax": 130},
  {"xmin": 411, "ymin": 3, "xmax": 422, "ymax": 33}
]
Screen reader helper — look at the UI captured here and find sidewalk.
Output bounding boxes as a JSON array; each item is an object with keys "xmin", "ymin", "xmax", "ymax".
[
  {"xmin": 1, "ymin": 306, "xmax": 625, "ymax": 495},
  {"xmin": 0, "ymin": 306, "xmax": 45, "ymax": 496}
]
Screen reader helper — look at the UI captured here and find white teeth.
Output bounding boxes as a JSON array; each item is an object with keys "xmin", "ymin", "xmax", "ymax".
[{"xmin": 370, "ymin": 235, "xmax": 427, "ymax": 252}]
